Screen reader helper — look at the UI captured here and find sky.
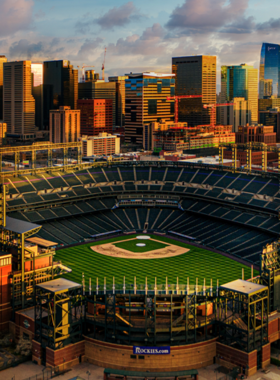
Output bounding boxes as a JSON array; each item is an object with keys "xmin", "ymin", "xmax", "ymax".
[{"xmin": 1, "ymin": 0, "xmax": 280, "ymax": 89}]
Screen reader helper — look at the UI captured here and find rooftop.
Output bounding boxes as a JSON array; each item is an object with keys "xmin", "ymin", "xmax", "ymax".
[
  {"xmin": 26, "ymin": 237, "xmax": 57, "ymax": 247},
  {"xmin": 36, "ymin": 278, "xmax": 81, "ymax": 294},
  {"xmin": 2, "ymin": 216, "xmax": 41, "ymax": 235},
  {"xmin": 126, "ymin": 72, "xmax": 175, "ymax": 78},
  {"xmin": 220, "ymin": 279, "xmax": 267, "ymax": 295}
]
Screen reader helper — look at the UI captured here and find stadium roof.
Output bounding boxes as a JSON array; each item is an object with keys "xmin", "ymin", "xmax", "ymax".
[
  {"xmin": 36, "ymin": 278, "xmax": 81, "ymax": 294},
  {"xmin": 26, "ymin": 237, "xmax": 57, "ymax": 247},
  {"xmin": 3, "ymin": 217, "xmax": 41, "ymax": 235},
  {"xmin": 220, "ymin": 279, "xmax": 267, "ymax": 295}
]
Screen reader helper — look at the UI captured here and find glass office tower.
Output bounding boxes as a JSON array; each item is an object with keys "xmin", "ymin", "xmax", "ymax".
[
  {"xmin": 221, "ymin": 64, "xmax": 258, "ymax": 124},
  {"xmin": 43, "ymin": 60, "xmax": 78, "ymax": 129},
  {"xmin": 259, "ymin": 42, "xmax": 280, "ymax": 98},
  {"xmin": 0, "ymin": 55, "xmax": 8, "ymax": 120},
  {"xmin": 124, "ymin": 72, "xmax": 175, "ymax": 145},
  {"xmin": 172, "ymin": 55, "xmax": 216, "ymax": 126}
]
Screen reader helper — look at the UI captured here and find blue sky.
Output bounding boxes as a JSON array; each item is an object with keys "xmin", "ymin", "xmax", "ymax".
[{"xmin": 1, "ymin": 0, "xmax": 280, "ymax": 86}]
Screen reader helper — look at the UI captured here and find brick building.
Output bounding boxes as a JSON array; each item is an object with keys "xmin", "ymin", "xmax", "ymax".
[
  {"xmin": 236, "ymin": 125, "xmax": 276, "ymax": 145},
  {"xmin": 77, "ymin": 99, "xmax": 113, "ymax": 136}
]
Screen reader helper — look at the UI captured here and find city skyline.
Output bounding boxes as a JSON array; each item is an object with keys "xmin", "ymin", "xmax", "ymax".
[{"xmin": 0, "ymin": 0, "xmax": 280, "ymax": 88}]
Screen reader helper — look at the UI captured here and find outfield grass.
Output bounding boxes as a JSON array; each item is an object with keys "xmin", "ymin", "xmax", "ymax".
[
  {"xmin": 54, "ymin": 234, "xmax": 258, "ymax": 286},
  {"xmin": 114, "ymin": 238, "xmax": 168, "ymax": 253}
]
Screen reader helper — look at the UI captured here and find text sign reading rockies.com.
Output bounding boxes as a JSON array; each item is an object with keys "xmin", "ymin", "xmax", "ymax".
[{"xmin": 133, "ymin": 346, "xmax": 170, "ymax": 355}]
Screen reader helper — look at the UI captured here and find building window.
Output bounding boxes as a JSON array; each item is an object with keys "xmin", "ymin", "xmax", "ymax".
[
  {"xmin": 157, "ymin": 84, "xmax": 162, "ymax": 93},
  {"xmin": 148, "ymin": 99, "xmax": 157, "ymax": 115},
  {"xmin": 170, "ymin": 102, "xmax": 175, "ymax": 114}
]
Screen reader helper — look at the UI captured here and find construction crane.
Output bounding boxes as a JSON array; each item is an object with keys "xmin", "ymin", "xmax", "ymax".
[
  {"xmin": 101, "ymin": 47, "xmax": 107, "ymax": 80},
  {"xmin": 203, "ymin": 103, "xmax": 234, "ymax": 127},
  {"xmin": 77, "ymin": 64, "xmax": 95, "ymax": 82},
  {"xmin": 166, "ymin": 95, "xmax": 202, "ymax": 123}
]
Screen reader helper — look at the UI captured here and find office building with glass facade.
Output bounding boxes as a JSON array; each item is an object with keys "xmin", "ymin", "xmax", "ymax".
[
  {"xmin": 259, "ymin": 43, "xmax": 280, "ymax": 98},
  {"xmin": 31, "ymin": 63, "xmax": 44, "ymax": 130},
  {"xmin": 221, "ymin": 64, "xmax": 258, "ymax": 125},
  {"xmin": 0, "ymin": 55, "xmax": 8, "ymax": 120},
  {"xmin": 43, "ymin": 60, "xmax": 78, "ymax": 129},
  {"xmin": 172, "ymin": 55, "xmax": 216, "ymax": 126},
  {"xmin": 3, "ymin": 61, "xmax": 36, "ymax": 137},
  {"xmin": 124, "ymin": 72, "xmax": 175, "ymax": 146},
  {"xmin": 108, "ymin": 76, "xmax": 128, "ymax": 127},
  {"xmin": 78, "ymin": 81, "xmax": 116, "ymax": 128}
]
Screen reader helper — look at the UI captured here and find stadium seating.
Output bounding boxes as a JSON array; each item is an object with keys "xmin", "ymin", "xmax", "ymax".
[
  {"xmin": 5, "ymin": 162, "xmax": 280, "ymax": 267},
  {"xmin": 135, "ymin": 167, "xmax": 150, "ymax": 181},
  {"xmin": 119, "ymin": 168, "xmax": 134, "ymax": 181},
  {"xmin": 165, "ymin": 168, "xmax": 181, "ymax": 182},
  {"xmin": 151, "ymin": 168, "xmax": 166, "ymax": 181}
]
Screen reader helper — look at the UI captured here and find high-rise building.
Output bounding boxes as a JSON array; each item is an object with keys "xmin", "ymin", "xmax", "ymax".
[
  {"xmin": 78, "ymin": 80, "xmax": 116, "ymax": 128},
  {"xmin": 172, "ymin": 55, "xmax": 216, "ymax": 126},
  {"xmin": 221, "ymin": 64, "xmax": 258, "ymax": 125},
  {"xmin": 77, "ymin": 99, "xmax": 113, "ymax": 136},
  {"xmin": 108, "ymin": 76, "xmax": 128, "ymax": 127},
  {"xmin": 0, "ymin": 122, "xmax": 7, "ymax": 146},
  {"xmin": 31, "ymin": 63, "xmax": 44, "ymax": 130},
  {"xmin": 49, "ymin": 106, "xmax": 80, "ymax": 143},
  {"xmin": 220, "ymin": 97, "xmax": 251, "ymax": 132},
  {"xmin": 259, "ymin": 97, "xmax": 280, "ymax": 111},
  {"xmin": 124, "ymin": 72, "xmax": 175, "ymax": 146},
  {"xmin": 43, "ymin": 60, "xmax": 78, "ymax": 128},
  {"xmin": 0, "ymin": 56, "xmax": 8, "ymax": 120},
  {"xmin": 259, "ymin": 43, "xmax": 280, "ymax": 98},
  {"xmin": 31, "ymin": 63, "xmax": 43, "ymax": 87},
  {"xmin": 3, "ymin": 61, "xmax": 36, "ymax": 137}
]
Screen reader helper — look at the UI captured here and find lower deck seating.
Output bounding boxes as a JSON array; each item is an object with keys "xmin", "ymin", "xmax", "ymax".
[{"xmin": 33, "ymin": 206, "xmax": 275, "ymax": 266}]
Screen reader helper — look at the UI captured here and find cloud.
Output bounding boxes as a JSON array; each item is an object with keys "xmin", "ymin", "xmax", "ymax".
[
  {"xmin": 166, "ymin": 0, "xmax": 249, "ymax": 34},
  {"xmin": 107, "ymin": 23, "xmax": 166, "ymax": 57},
  {"xmin": 220, "ymin": 16, "xmax": 255, "ymax": 34},
  {"xmin": 9, "ymin": 39, "xmax": 43, "ymax": 59},
  {"xmin": 77, "ymin": 37, "xmax": 103, "ymax": 59},
  {"xmin": 96, "ymin": 1, "xmax": 142, "ymax": 30},
  {"xmin": 256, "ymin": 18, "xmax": 280, "ymax": 32},
  {"xmin": 75, "ymin": 2, "xmax": 143, "ymax": 33},
  {"xmin": 0, "ymin": 0, "xmax": 33, "ymax": 37},
  {"xmin": 9, "ymin": 38, "xmax": 65, "ymax": 60}
]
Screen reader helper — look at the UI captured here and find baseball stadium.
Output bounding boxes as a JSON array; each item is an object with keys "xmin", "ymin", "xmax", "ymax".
[{"xmin": 1, "ymin": 142, "xmax": 280, "ymax": 378}]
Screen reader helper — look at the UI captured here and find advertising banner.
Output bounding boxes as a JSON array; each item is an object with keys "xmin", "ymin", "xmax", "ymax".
[{"xmin": 133, "ymin": 346, "xmax": 170, "ymax": 355}]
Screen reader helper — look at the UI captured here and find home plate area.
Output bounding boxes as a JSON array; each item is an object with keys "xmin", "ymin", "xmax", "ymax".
[{"xmin": 91, "ymin": 237, "xmax": 189, "ymax": 259}]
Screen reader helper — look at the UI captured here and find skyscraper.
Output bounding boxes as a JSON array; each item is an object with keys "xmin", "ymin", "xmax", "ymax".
[
  {"xmin": 108, "ymin": 76, "xmax": 128, "ymax": 127},
  {"xmin": 124, "ymin": 72, "xmax": 175, "ymax": 146},
  {"xmin": 49, "ymin": 106, "xmax": 80, "ymax": 143},
  {"xmin": 77, "ymin": 99, "xmax": 113, "ymax": 136},
  {"xmin": 221, "ymin": 64, "xmax": 258, "ymax": 124},
  {"xmin": 259, "ymin": 43, "xmax": 280, "ymax": 98},
  {"xmin": 3, "ymin": 61, "xmax": 35, "ymax": 136},
  {"xmin": 43, "ymin": 60, "xmax": 78, "ymax": 128},
  {"xmin": 220, "ymin": 97, "xmax": 251, "ymax": 132},
  {"xmin": 78, "ymin": 80, "xmax": 116, "ymax": 128},
  {"xmin": 0, "ymin": 55, "xmax": 8, "ymax": 120},
  {"xmin": 31, "ymin": 63, "xmax": 44, "ymax": 129},
  {"xmin": 172, "ymin": 55, "xmax": 216, "ymax": 126}
]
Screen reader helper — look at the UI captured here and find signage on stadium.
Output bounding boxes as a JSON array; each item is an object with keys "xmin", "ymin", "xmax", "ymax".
[{"xmin": 133, "ymin": 346, "xmax": 170, "ymax": 355}]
